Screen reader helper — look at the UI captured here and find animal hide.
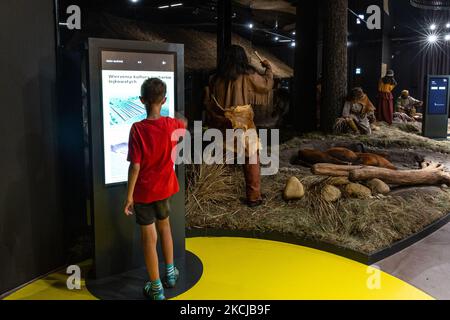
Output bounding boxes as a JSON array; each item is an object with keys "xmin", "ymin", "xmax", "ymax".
[{"xmin": 298, "ymin": 147, "xmax": 397, "ymax": 170}]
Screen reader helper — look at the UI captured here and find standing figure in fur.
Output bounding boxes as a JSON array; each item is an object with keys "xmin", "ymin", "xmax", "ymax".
[{"xmin": 205, "ymin": 45, "xmax": 274, "ymax": 207}]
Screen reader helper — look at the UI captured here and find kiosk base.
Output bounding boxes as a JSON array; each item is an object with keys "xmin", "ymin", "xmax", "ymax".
[{"xmin": 86, "ymin": 251, "xmax": 202, "ymax": 300}]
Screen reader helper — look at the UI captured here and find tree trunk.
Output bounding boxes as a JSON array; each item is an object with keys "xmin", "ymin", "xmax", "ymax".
[
  {"xmin": 217, "ymin": 0, "xmax": 232, "ymax": 68},
  {"xmin": 312, "ymin": 162, "xmax": 450, "ymax": 186},
  {"xmin": 293, "ymin": 1, "xmax": 319, "ymax": 132},
  {"xmin": 321, "ymin": 0, "xmax": 348, "ymax": 132}
]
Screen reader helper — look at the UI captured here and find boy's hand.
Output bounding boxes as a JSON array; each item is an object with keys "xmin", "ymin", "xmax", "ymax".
[{"xmin": 124, "ymin": 199, "xmax": 134, "ymax": 216}]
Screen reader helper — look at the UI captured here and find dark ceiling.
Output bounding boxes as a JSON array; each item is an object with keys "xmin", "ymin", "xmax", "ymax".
[{"xmin": 57, "ymin": 0, "xmax": 450, "ymax": 46}]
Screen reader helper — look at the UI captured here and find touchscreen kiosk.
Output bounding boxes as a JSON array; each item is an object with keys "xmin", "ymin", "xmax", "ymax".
[
  {"xmin": 87, "ymin": 38, "xmax": 185, "ymax": 279},
  {"xmin": 423, "ymin": 76, "xmax": 450, "ymax": 139}
]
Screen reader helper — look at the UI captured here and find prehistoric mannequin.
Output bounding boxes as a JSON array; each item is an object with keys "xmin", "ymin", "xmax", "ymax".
[
  {"xmin": 377, "ymin": 69, "xmax": 397, "ymax": 125},
  {"xmin": 335, "ymin": 87, "xmax": 376, "ymax": 135},
  {"xmin": 205, "ymin": 45, "xmax": 274, "ymax": 207},
  {"xmin": 396, "ymin": 90, "xmax": 423, "ymax": 117}
]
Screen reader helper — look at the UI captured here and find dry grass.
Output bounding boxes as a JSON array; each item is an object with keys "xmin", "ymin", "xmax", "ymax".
[
  {"xmin": 186, "ymin": 163, "xmax": 240, "ymax": 218},
  {"xmin": 186, "ymin": 164, "xmax": 450, "ymax": 254},
  {"xmin": 284, "ymin": 123, "xmax": 450, "ymax": 154}
]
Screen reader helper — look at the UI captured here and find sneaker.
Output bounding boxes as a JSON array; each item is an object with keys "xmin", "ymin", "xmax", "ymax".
[
  {"xmin": 164, "ymin": 267, "xmax": 179, "ymax": 288},
  {"xmin": 143, "ymin": 282, "xmax": 165, "ymax": 300}
]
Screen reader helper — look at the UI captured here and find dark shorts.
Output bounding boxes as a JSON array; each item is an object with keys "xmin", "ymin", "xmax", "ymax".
[{"xmin": 134, "ymin": 198, "xmax": 171, "ymax": 226}]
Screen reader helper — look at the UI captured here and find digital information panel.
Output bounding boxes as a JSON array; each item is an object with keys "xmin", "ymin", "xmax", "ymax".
[
  {"xmin": 423, "ymin": 75, "xmax": 450, "ymax": 139},
  {"xmin": 101, "ymin": 51, "xmax": 176, "ymax": 185},
  {"xmin": 428, "ymin": 77, "xmax": 449, "ymax": 115}
]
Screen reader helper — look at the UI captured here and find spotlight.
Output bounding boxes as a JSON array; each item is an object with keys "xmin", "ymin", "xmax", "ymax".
[
  {"xmin": 130, "ymin": 0, "xmax": 139, "ymax": 2},
  {"xmin": 428, "ymin": 34, "xmax": 438, "ymax": 43},
  {"xmin": 446, "ymin": 23, "xmax": 450, "ymax": 28},
  {"xmin": 274, "ymin": 36, "xmax": 279, "ymax": 41},
  {"xmin": 290, "ymin": 41, "xmax": 296, "ymax": 47},
  {"xmin": 292, "ymin": 31, "xmax": 296, "ymax": 35},
  {"xmin": 445, "ymin": 34, "xmax": 450, "ymax": 41},
  {"xmin": 357, "ymin": 14, "xmax": 364, "ymax": 25},
  {"xmin": 248, "ymin": 23, "xmax": 254, "ymax": 29},
  {"xmin": 430, "ymin": 23, "xmax": 437, "ymax": 30}
]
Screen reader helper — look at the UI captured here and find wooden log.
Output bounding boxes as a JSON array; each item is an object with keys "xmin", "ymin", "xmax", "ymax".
[
  {"xmin": 312, "ymin": 163, "xmax": 369, "ymax": 177},
  {"xmin": 349, "ymin": 162, "xmax": 450, "ymax": 186},
  {"xmin": 312, "ymin": 162, "xmax": 450, "ymax": 186}
]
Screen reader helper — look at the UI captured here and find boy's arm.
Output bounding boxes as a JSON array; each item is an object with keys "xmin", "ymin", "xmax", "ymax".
[{"xmin": 124, "ymin": 163, "xmax": 140, "ymax": 216}]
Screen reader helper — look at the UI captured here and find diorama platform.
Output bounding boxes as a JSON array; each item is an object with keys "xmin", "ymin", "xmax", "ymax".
[{"xmin": 186, "ymin": 123, "xmax": 450, "ymax": 264}]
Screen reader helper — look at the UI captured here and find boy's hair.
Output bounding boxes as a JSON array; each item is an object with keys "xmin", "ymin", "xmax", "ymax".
[{"xmin": 140, "ymin": 78, "xmax": 167, "ymax": 108}]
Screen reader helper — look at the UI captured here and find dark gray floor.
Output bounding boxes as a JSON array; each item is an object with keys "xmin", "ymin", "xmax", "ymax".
[
  {"xmin": 376, "ymin": 223, "xmax": 450, "ymax": 300},
  {"xmin": 86, "ymin": 251, "xmax": 203, "ymax": 300}
]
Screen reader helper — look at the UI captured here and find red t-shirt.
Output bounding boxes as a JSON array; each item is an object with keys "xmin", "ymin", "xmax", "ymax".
[{"xmin": 127, "ymin": 117, "xmax": 186, "ymax": 204}]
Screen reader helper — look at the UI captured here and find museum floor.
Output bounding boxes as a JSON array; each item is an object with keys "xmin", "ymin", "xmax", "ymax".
[{"xmin": 5, "ymin": 234, "xmax": 450, "ymax": 300}]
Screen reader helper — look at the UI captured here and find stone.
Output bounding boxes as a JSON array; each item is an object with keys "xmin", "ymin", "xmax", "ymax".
[
  {"xmin": 321, "ymin": 185, "xmax": 342, "ymax": 202},
  {"xmin": 283, "ymin": 177, "xmax": 305, "ymax": 201},
  {"xmin": 344, "ymin": 183, "xmax": 372, "ymax": 199},
  {"xmin": 328, "ymin": 176, "xmax": 351, "ymax": 186},
  {"xmin": 366, "ymin": 178, "xmax": 390, "ymax": 195}
]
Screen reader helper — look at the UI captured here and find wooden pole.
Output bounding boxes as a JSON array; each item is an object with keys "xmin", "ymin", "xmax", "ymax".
[
  {"xmin": 217, "ymin": 0, "xmax": 232, "ymax": 68},
  {"xmin": 293, "ymin": 1, "xmax": 319, "ymax": 132}
]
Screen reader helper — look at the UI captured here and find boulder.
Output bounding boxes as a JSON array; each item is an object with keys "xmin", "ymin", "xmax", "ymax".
[
  {"xmin": 283, "ymin": 177, "xmax": 305, "ymax": 201},
  {"xmin": 344, "ymin": 183, "xmax": 372, "ymax": 199},
  {"xmin": 328, "ymin": 177, "xmax": 351, "ymax": 186},
  {"xmin": 366, "ymin": 178, "xmax": 390, "ymax": 195},
  {"xmin": 321, "ymin": 185, "xmax": 342, "ymax": 202}
]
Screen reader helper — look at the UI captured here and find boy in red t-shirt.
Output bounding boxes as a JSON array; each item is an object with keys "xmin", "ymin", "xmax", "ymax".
[{"xmin": 124, "ymin": 78, "xmax": 186, "ymax": 300}]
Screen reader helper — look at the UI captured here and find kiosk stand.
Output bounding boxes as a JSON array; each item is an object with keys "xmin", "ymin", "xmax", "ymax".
[
  {"xmin": 423, "ymin": 75, "xmax": 450, "ymax": 139},
  {"xmin": 84, "ymin": 38, "xmax": 201, "ymax": 299}
]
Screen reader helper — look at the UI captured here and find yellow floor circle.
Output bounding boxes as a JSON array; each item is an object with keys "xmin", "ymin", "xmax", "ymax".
[
  {"xmin": 4, "ymin": 237, "xmax": 433, "ymax": 300},
  {"xmin": 177, "ymin": 237, "xmax": 432, "ymax": 300}
]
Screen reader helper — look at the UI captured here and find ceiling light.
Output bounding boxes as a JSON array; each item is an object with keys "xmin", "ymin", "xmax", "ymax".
[
  {"xmin": 430, "ymin": 23, "xmax": 437, "ymax": 30},
  {"xmin": 428, "ymin": 34, "xmax": 438, "ymax": 43}
]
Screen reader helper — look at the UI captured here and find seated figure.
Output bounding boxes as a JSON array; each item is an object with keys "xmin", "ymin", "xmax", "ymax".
[
  {"xmin": 396, "ymin": 90, "xmax": 423, "ymax": 118},
  {"xmin": 334, "ymin": 87, "xmax": 376, "ymax": 135}
]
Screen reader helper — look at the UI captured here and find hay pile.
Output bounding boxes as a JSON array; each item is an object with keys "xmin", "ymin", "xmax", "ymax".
[
  {"xmin": 186, "ymin": 164, "xmax": 450, "ymax": 254},
  {"xmin": 290, "ymin": 123, "xmax": 450, "ymax": 154}
]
